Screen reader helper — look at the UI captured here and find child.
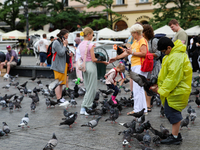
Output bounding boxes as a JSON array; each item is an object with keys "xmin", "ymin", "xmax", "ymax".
[
  {"xmin": 117, "ymin": 58, "xmax": 129, "ymax": 88},
  {"xmin": 104, "ymin": 63, "xmax": 125, "ymax": 104},
  {"xmin": 150, "ymin": 37, "xmax": 192, "ymax": 145}
]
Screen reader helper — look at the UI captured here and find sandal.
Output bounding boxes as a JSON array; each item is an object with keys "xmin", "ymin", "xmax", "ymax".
[
  {"xmin": 147, "ymin": 107, "xmax": 152, "ymax": 112},
  {"xmin": 127, "ymin": 111, "xmax": 134, "ymax": 115}
]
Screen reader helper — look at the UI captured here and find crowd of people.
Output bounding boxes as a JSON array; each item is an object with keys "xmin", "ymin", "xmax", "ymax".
[{"xmin": 0, "ymin": 19, "xmax": 194, "ymax": 145}]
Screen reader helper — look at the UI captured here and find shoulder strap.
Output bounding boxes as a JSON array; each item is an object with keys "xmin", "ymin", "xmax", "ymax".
[{"xmin": 83, "ymin": 41, "xmax": 90, "ymax": 63}]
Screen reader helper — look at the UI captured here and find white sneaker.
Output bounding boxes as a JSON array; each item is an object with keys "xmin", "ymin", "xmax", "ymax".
[
  {"xmin": 84, "ymin": 111, "xmax": 90, "ymax": 116},
  {"xmin": 3, "ymin": 73, "xmax": 9, "ymax": 79},
  {"xmin": 80, "ymin": 108, "xmax": 85, "ymax": 115},
  {"xmin": 59, "ymin": 98, "xmax": 66, "ymax": 103}
]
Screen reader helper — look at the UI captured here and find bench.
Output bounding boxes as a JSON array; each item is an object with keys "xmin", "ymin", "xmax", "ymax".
[{"xmin": 9, "ymin": 65, "xmax": 76, "ymax": 79}]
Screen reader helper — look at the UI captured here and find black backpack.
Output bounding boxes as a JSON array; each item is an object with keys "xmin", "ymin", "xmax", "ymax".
[{"xmin": 46, "ymin": 41, "xmax": 54, "ymax": 65}]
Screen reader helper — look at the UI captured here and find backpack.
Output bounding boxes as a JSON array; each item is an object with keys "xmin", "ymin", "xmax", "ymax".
[{"xmin": 46, "ymin": 41, "xmax": 54, "ymax": 65}]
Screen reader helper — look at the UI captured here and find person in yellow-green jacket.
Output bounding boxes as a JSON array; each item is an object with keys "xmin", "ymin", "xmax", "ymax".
[{"xmin": 150, "ymin": 37, "xmax": 192, "ymax": 145}]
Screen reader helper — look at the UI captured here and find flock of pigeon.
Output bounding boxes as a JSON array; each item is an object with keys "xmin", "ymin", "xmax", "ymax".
[{"xmin": 0, "ymin": 73, "xmax": 200, "ymax": 150}]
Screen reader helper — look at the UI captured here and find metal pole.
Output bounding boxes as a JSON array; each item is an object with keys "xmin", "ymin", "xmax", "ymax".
[{"xmin": 26, "ymin": 0, "xmax": 29, "ymax": 48}]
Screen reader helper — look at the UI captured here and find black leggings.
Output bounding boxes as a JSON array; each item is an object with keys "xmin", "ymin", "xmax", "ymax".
[{"xmin": 106, "ymin": 84, "xmax": 119, "ymax": 96}]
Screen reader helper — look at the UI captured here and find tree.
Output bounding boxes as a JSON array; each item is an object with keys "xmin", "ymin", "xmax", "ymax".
[
  {"xmin": 71, "ymin": 0, "xmax": 122, "ymax": 29},
  {"xmin": 0, "ymin": 0, "xmax": 24, "ymax": 30},
  {"xmin": 150, "ymin": 0, "xmax": 200, "ymax": 30}
]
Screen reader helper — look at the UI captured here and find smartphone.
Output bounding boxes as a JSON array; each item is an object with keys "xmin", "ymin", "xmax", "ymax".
[{"xmin": 61, "ymin": 35, "xmax": 65, "ymax": 41}]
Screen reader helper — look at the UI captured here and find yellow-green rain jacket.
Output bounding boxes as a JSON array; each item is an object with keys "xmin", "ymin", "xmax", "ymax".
[{"xmin": 157, "ymin": 39, "xmax": 192, "ymax": 112}]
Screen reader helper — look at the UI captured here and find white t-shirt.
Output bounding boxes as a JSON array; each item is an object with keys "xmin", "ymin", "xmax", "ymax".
[
  {"xmin": 75, "ymin": 46, "xmax": 81, "ymax": 62},
  {"xmin": 38, "ymin": 39, "xmax": 49, "ymax": 53}
]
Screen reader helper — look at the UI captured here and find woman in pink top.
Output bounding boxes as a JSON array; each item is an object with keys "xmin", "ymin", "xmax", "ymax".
[{"xmin": 79, "ymin": 27, "xmax": 108, "ymax": 116}]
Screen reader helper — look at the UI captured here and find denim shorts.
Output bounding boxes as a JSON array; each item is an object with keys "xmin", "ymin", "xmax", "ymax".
[
  {"xmin": 39, "ymin": 52, "xmax": 47, "ymax": 63},
  {"xmin": 164, "ymin": 100, "xmax": 183, "ymax": 124}
]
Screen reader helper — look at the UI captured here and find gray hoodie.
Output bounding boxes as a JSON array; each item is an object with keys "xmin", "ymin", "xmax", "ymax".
[{"xmin": 50, "ymin": 39, "xmax": 67, "ymax": 73}]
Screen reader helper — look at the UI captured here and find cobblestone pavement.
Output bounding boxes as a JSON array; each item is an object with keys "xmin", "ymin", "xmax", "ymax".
[{"xmin": 1, "ymin": 61, "xmax": 200, "ymax": 149}]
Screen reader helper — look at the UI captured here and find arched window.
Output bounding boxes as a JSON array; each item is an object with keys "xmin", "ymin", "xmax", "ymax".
[{"xmin": 114, "ymin": 20, "xmax": 128, "ymax": 31}]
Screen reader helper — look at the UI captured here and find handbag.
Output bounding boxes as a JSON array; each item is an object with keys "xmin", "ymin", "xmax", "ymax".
[
  {"xmin": 140, "ymin": 39, "xmax": 154, "ymax": 72},
  {"xmin": 77, "ymin": 42, "xmax": 90, "ymax": 72}
]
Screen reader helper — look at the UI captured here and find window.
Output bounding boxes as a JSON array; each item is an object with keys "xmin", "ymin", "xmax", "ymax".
[
  {"xmin": 139, "ymin": 0, "xmax": 148, "ymax": 3},
  {"xmin": 116, "ymin": 0, "xmax": 125, "ymax": 5}
]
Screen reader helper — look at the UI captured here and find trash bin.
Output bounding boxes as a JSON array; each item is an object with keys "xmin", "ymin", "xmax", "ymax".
[{"xmin": 95, "ymin": 52, "xmax": 106, "ymax": 80}]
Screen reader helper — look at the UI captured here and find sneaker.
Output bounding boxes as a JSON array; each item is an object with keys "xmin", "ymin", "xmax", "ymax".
[
  {"xmin": 80, "ymin": 107, "xmax": 86, "ymax": 115},
  {"xmin": 84, "ymin": 111, "xmax": 90, "ymax": 116},
  {"xmin": 3, "ymin": 73, "xmax": 9, "ymax": 79},
  {"xmin": 161, "ymin": 134, "xmax": 181, "ymax": 145},
  {"xmin": 57, "ymin": 98, "xmax": 66, "ymax": 103},
  {"xmin": 178, "ymin": 133, "xmax": 183, "ymax": 142}
]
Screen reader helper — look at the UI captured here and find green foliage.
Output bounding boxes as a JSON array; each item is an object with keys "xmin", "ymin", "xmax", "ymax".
[
  {"xmin": 71, "ymin": 0, "xmax": 122, "ymax": 29},
  {"xmin": 0, "ymin": 0, "xmax": 24, "ymax": 30},
  {"xmin": 150, "ymin": 0, "xmax": 200, "ymax": 30}
]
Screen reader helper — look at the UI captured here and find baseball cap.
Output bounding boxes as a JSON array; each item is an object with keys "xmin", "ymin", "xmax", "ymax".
[{"xmin": 6, "ymin": 45, "xmax": 11, "ymax": 49}]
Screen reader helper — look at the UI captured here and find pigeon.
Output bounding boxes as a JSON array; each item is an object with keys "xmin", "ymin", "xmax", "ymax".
[
  {"xmin": 190, "ymin": 109, "xmax": 196, "ymax": 124},
  {"xmin": 69, "ymin": 99, "xmax": 77, "ymax": 107},
  {"xmin": 59, "ymin": 100, "xmax": 70, "ymax": 109},
  {"xmin": 11, "ymin": 82, "xmax": 19, "ymax": 87},
  {"xmin": 139, "ymin": 143, "xmax": 154, "ymax": 150},
  {"xmin": 136, "ymin": 114, "xmax": 145, "ymax": 124},
  {"xmin": 84, "ymin": 107, "xmax": 102, "ymax": 116},
  {"xmin": 30, "ymin": 101, "xmax": 36, "ymax": 111},
  {"xmin": 187, "ymin": 106, "xmax": 192, "ymax": 114},
  {"xmin": 160, "ymin": 124, "xmax": 170, "ymax": 137},
  {"xmin": 63, "ymin": 109, "xmax": 74, "ymax": 118},
  {"xmin": 48, "ymin": 79, "xmax": 63, "ymax": 92},
  {"xmin": 37, "ymin": 80, "xmax": 43, "ymax": 87},
  {"xmin": 195, "ymin": 96, "xmax": 200, "ymax": 107},
  {"xmin": 143, "ymin": 130, "xmax": 151, "ymax": 147},
  {"xmin": 29, "ymin": 77, "xmax": 36, "ymax": 82},
  {"xmin": 2, "ymin": 83, "xmax": 11, "ymax": 90},
  {"xmin": 29, "ymin": 92, "xmax": 39, "ymax": 103},
  {"xmin": 160, "ymin": 106, "xmax": 165, "ymax": 117},
  {"xmin": 136, "ymin": 121, "xmax": 151, "ymax": 133},
  {"xmin": 94, "ymin": 92, "xmax": 100, "ymax": 101},
  {"xmin": 0, "ymin": 100, "xmax": 7, "ymax": 109},
  {"xmin": 9, "ymin": 101, "xmax": 14, "ymax": 112},
  {"xmin": 0, "ymin": 129, "xmax": 5, "ymax": 136},
  {"xmin": 7, "ymin": 93, "xmax": 16, "ymax": 100},
  {"xmin": 152, "ymin": 135, "xmax": 161, "ymax": 147},
  {"xmin": 100, "ymin": 78, "xmax": 106, "ymax": 83},
  {"xmin": 33, "ymin": 87, "xmax": 41, "ymax": 93},
  {"xmin": 190, "ymin": 89, "xmax": 200, "ymax": 95},
  {"xmin": 13, "ymin": 101, "xmax": 22, "ymax": 110},
  {"xmin": 121, "ymin": 86, "xmax": 131, "ymax": 93},
  {"xmin": 119, "ymin": 120, "xmax": 136, "ymax": 129},
  {"xmin": 149, "ymin": 126, "xmax": 169, "ymax": 139},
  {"xmin": 74, "ymin": 84, "xmax": 79, "ymax": 98},
  {"xmin": 18, "ymin": 95, "xmax": 24, "ymax": 104},
  {"xmin": 127, "ymin": 108, "xmax": 145, "ymax": 118},
  {"xmin": 20, "ymin": 81, "xmax": 28, "ymax": 88},
  {"xmin": 78, "ymin": 87, "xmax": 86, "ymax": 96},
  {"xmin": 99, "ymin": 89, "xmax": 113, "ymax": 95},
  {"xmin": 43, "ymin": 133, "xmax": 58, "ymax": 150},
  {"xmin": 18, "ymin": 113, "xmax": 29, "ymax": 128},
  {"xmin": 180, "ymin": 115, "xmax": 190, "ymax": 129},
  {"xmin": 121, "ymin": 128, "xmax": 133, "ymax": 148},
  {"xmin": 59, "ymin": 112, "xmax": 78, "ymax": 127},
  {"xmin": 133, "ymin": 133, "xmax": 144, "ymax": 142},
  {"xmin": 105, "ymin": 107, "xmax": 119, "ymax": 123},
  {"xmin": 129, "ymin": 72, "xmax": 157, "ymax": 96},
  {"xmin": 2, "ymin": 122, "xmax": 10, "ymax": 135},
  {"xmin": 81, "ymin": 116, "xmax": 101, "ymax": 131},
  {"xmin": 17, "ymin": 87, "xmax": 24, "ymax": 94},
  {"xmin": 45, "ymin": 98, "xmax": 58, "ymax": 108}
]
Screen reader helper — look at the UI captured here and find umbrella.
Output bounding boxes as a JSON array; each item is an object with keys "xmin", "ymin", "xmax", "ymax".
[
  {"xmin": 2, "ymin": 30, "xmax": 26, "ymax": 39},
  {"xmin": 47, "ymin": 29, "xmax": 60, "ymax": 39},
  {"xmin": 117, "ymin": 28, "xmax": 131, "ymax": 38},
  {"xmin": 98, "ymin": 28, "xmax": 118, "ymax": 39},
  {"xmin": 185, "ymin": 26, "xmax": 200, "ymax": 36},
  {"xmin": 154, "ymin": 25, "xmax": 175, "ymax": 37}
]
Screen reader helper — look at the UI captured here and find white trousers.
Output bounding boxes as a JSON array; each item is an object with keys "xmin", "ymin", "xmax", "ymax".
[{"xmin": 131, "ymin": 65, "xmax": 148, "ymax": 113}]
